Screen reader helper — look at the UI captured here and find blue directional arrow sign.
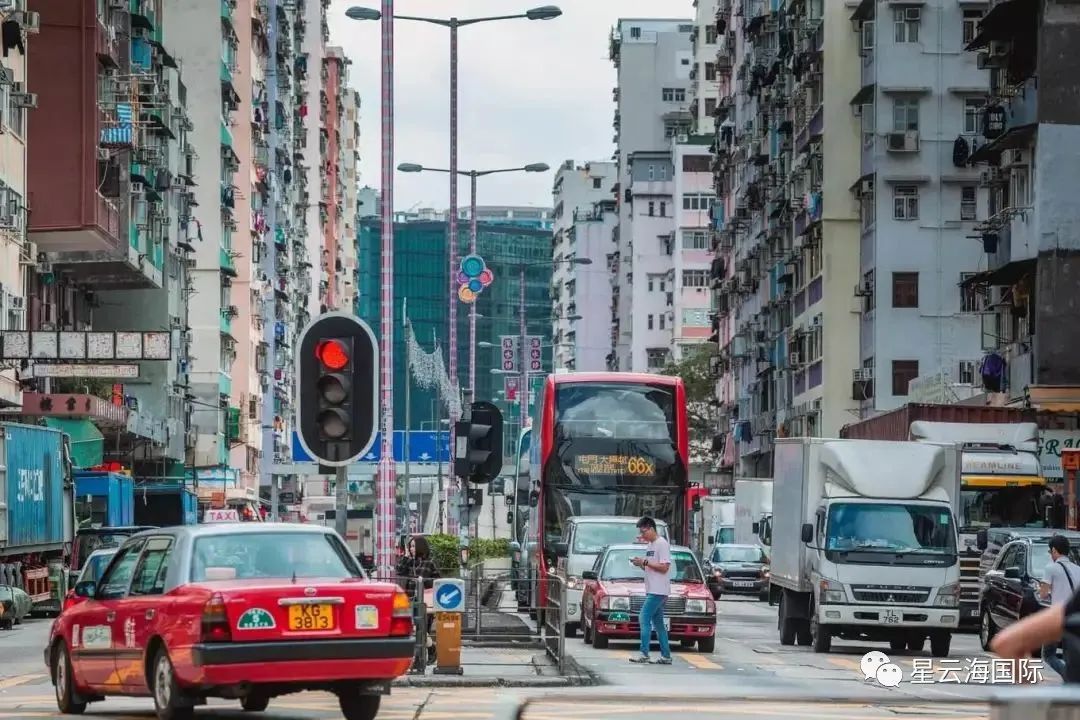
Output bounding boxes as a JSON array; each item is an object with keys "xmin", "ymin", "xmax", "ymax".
[
  {"xmin": 292, "ymin": 430, "xmax": 451, "ymax": 463},
  {"xmin": 432, "ymin": 578, "xmax": 465, "ymax": 613}
]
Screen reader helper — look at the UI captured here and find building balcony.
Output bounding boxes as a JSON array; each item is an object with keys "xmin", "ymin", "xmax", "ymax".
[
  {"xmin": 219, "ymin": 375, "xmax": 232, "ymax": 397},
  {"xmin": 96, "ymin": 15, "xmax": 120, "ymax": 69},
  {"xmin": 220, "ymin": 248, "xmax": 238, "ymax": 277},
  {"xmin": 220, "ymin": 118, "xmax": 233, "ymax": 147},
  {"xmin": 220, "ymin": 309, "xmax": 233, "ymax": 335},
  {"xmin": 221, "ymin": 0, "xmax": 236, "ymax": 22},
  {"xmin": 220, "ymin": 58, "xmax": 233, "ymax": 84}
]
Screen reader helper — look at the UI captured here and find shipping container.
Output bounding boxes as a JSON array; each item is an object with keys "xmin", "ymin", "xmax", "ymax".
[
  {"xmin": 134, "ymin": 486, "xmax": 198, "ymax": 527},
  {"xmin": 0, "ymin": 423, "xmax": 70, "ymax": 555},
  {"xmin": 838, "ymin": 404, "xmax": 1035, "ymax": 441},
  {"xmin": 74, "ymin": 471, "xmax": 135, "ymax": 528}
]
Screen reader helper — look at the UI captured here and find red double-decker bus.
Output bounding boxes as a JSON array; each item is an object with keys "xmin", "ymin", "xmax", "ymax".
[{"xmin": 523, "ymin": 372, "xmax": 690, "ymax": 613}]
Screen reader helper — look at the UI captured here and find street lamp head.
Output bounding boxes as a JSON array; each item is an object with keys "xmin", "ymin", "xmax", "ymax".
[
  {"xmin": 397, "ymin": 163, "xmax": 424, "ymax": 173},
  {"xmin": 345, "ymin": 6, "xmax": 381, "ymax": 20},
  {"xmin": 526, "ymin": 5, "xmax": 562, "ymax": 20},
  {"xmin": 523, "ymin": 163, "xmax": 550, "ymax": 173},
  {"xmin": 477, "ymin": 341, "xmax": 495, "ymax": 348}
]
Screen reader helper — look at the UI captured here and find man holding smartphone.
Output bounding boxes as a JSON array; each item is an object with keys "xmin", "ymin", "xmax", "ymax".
[{"xmin": 630, "ymin": 516, "xmax": 672, "ymax": 664}]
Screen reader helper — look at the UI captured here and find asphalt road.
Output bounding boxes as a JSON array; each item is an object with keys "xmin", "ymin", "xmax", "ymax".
[{"xmin": 0, "ymin": 599, "xmax": 1039, "ymax": 719}]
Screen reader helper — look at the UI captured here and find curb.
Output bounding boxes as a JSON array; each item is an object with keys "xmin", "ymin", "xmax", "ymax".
[{"xmin": 392, "ymin": 675, "xmax": 575, "ymax": 688}]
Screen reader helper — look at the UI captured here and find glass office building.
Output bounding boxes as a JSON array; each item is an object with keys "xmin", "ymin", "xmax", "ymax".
[{"xmin": 356, "ymin": 219, "xmax": 554, "ymax": 438}]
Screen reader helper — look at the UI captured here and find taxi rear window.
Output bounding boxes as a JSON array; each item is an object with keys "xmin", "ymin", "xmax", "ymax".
[{"xmin": 191, "ymin": 532, "xmax": 364, "ymax": 582}]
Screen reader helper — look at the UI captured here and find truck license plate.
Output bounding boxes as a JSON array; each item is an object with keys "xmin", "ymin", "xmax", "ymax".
[{"xmin": 882, "ymin": 609, "xmax": 901, "ymax": 625}]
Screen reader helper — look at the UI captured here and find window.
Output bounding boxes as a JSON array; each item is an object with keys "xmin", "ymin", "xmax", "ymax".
[
  {"xmin": 630, "ymin": 26, "xmax": 642, "ymax": 39},
  {"xmin": 129, "ymin": 537, "xmax": 174, "ymax": 596},
  {"xmin": 658, "ymin": 314, "xmax": 666, "ymax": 330},
  {"xmin": 646, "ymin": 348, "xmax": 670, "ymax": 370},
  {"xmin": 704, "ymin": 98, "xmax": 717, "ymax": 116},
  {"xmin": 682, "ymin": 155, "xmax": 711, "ymax": 173},
  {"xmin": 862, "ymin": 269, "xmax": 876, "ymax": 312},
  {"xmin": 962, "ymin": 9, "xmax": 983, "ymax": 46},
  {"xmin": 592, "ymin": 177, "xmax": 602, "ymax": 189},
  {"xmin": 1011, "ymin": 165, "xmax": 1030, "ymax": 208},
  {"xmin": 683, "ymin": 269, "xmax": 709, "ymax": 288},
  {"xmin": 892, "ymin": 98, "xmax": 919, "ymax": 132},
  {"xmin": 97, "ymin": 540, "xmax": 147, "ymax": 600},
  {"xmin": 659, "ymin": 201, "xmax": 667, "ymax": 217},
  {"xmin": 960, "ymin": 273, "xmax": 987, "ymax": 313},
  {"xmin": 648, "ymin": 201, "xmax": 655, "ymax": 217},
  {"xmin": 3, "ymin": 85, "xmax": 25, "ymax": 137},
  {"xmin": 961, "ymin": 185, "xmax": 977, "ymax": 221},
  {"xmin": 664, "ymin": 120, "xmax": 692, "ymax": 138},
  {"xmin": 682, "ymin": 230, "xmax": 709, "ymax": 249},
  {"xmin": 682, "ymin": 193, "xmax": 714, "ymax": 210},
  {"xmin": 892, "ymin": 271, "xmax": 919, "ymax": 308},
  {"xmin": 647, "ymin": 164, "xmax": 655, "ymax": 180},
  {"xmin": 893, "ymin": 6, "xmax": 920, "ymax": 43},
  {"xmin": 659, "ymin": 280, "xmax": 666, "ymax": 292},
  {"xmin": 893, "ymin": 185, "xmax": 919, "ymax": 220},
  {"xmin": 860, "ymin": 188, "xmax": 876, "ymax": 230},
  {"xmin": 647, "ymin": 278, "xmax": 654, "ymax": 292},
  {"xmin": 963, "ymin": 98, "xmax": 983, "ymax": 134},
  {"xmin": 648, "ymin": 314, "xmax": 654, "ymax": 330},
  {"xmin": 705, "ymin": 62, "xmax": 717, "ymax": 81},
  {"xmin": 662, "ymin": 88, "xmax": 686, "ymax": 103},
  {"xmin": 892, "ymin": 360, "xmax": 920, "ymax": 396},
  {"xmin": 705, "ymin": 26, "xmax": 717, "ymax": 44}
]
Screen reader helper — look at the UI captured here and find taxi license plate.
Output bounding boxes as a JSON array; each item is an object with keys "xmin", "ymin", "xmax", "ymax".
[
  {"xmin": 288, "ymin": 604, "xmax": 335, "ymax": 631},
  {"xmin": 882, "ymin": 609, "xmax": 901, "ymax": 625}
]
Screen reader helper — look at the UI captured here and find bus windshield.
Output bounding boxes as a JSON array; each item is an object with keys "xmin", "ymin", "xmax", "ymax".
[{"xmin": 555, "ymin": 383, "xmax": 675, "ymax": 443}]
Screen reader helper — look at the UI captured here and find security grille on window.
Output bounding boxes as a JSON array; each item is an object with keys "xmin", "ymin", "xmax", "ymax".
[
  {"xmin": 960, "ymin": 273, "xmax": 988, "ymax": 313},
  {"xmin": 893, "ymin": 185, "xmax": 919, "ymax": 220},
  {"xmin": 646, "ymin": 348, "xmax": 669, "ymax": 369},
  {"xmin": 893, "ymin": 6, "xmax": 920, "ymax": 43},
  {"xmin": 962, "ymin": 9, "xmax": 983, "ymax": 46},
  {"xmin": 961, "ymin": 186, "xmax": 977, "ymax": 221},
  {"xmin": 892, "ymin": 272, "xmax": 919, "ymax": 309}
]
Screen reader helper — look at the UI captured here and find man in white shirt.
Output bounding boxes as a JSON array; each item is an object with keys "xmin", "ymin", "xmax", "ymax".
[
  {"xmin": 630, "ymin": 516, "xmax": 672, "ymax": 665},
  {"xmin": 1039, "ymin": 535, "xmax": 1078, "ymax": 677}
]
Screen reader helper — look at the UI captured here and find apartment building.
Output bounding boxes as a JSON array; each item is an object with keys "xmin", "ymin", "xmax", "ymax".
[
  {"xmin": 849, "ymin": 1, "xmax": 988, "ymax": 413},
  {"xmin": 550, "ymin": 160, "xmax": 616, "ymax": 372},
  {"xmin": 339, "ymin": 88, "xmax": 361, "ymax": 312},
  {"xmin": 609, "ymin": 18, "xmax": 694, "ymax": 372},
  {"xmin": 961, "ymin": 1, "xmax": 1080, "ymax": 409},
  {"xmin": 319, "ymin": 47, "xmax": 348, "ymax": 312},
  {"xmin": 672, "ymin": 140, "xmax": 716, "ymax": 358},
  {"xmin": 299, "ymin": 0, "xmax": 327, "ymax": 324},
  {"xmin": 26, "ymin": 0, "xmax": 194, "ymax": 473},
  {"xmin": 0, "ymin": 5, "xmax": 33, "ymax": 409},
  {"xmin": 689, "ymin": 0, "xmax": 722, "ymax": 133}
]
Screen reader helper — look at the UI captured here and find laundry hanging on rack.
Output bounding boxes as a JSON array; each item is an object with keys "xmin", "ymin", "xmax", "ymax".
[{"xmin": 2, "ymin": 20, "xmax": 24, "ymax": 57}]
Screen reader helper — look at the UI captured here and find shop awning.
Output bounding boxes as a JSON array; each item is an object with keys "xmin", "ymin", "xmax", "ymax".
[
  {"xmin": 849, "ymin": 83, "xmax": 875, "ymax": 106},
  {"xmin": 1026, "ymin": 386, "xmax": 1080, "ymax": 413},
  {"xmin": 44, "ymin": 418, "xmax": 104, "ymax": 469}
]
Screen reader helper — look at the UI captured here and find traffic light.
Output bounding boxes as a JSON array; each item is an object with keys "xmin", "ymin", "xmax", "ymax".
[
  {"xmin": 295, "ymin": 312, "xmax": 379, "ymax": 467},
  {"xmin": 454, "ymin": 400, "xmax": 503, "ymax": 484}
]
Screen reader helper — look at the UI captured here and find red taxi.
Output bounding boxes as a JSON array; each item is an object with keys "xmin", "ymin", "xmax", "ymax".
[
  {"xmin": 46, "ymin": 524, "xmax": 413, "ymax": 720},
  {"xmin": 580, "ymin": 543, "xmax": 716, "ymax": 652}
]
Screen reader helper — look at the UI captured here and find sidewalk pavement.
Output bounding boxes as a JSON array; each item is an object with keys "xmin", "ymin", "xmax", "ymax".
[{"xmin": 393, "ymin": 646, "xmax": 597, "ymax": 688}]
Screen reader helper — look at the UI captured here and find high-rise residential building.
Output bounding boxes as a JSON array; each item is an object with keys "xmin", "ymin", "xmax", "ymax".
[
  {"xmin": 961, "ymin": 1, "xmax": 1080, "ymax": 408},
  {"xmin": 26, "ymin": 0, "xmax": 195, "ymax": 475},
  {"xmin": 339, "ymin": 88, "xmax": 361, "ymax": 312},
  {"xmin": 319, "ymin": 46, "xmax": 349, "ymax": 312},
  {"xmin": 299, "ymin": 0, "xmax": 327, "ymax": 324},
  {"xmin": 0, "ymin": 7, "xmax": 33, "ymax": 409},
  {"xmin": 164, "ymin": 0, "xmax": 242, "ymax": 481},
  {"xmin": 609, "ymin": 18, "xmax": 694, "ymax": 372},
  {"xmin": 848, "ymin": 1, "xmax": 988, "ymax": 413},
  {"xmin": 671, "ymin": 139, "xmax": 716, "ymax": 357},
  {"xmin": 550, "ymin": 160, "xmax": 617, "ymax": 372},
  {"xmin": 357, "ymin": 185, "xmax": 380, "ymax": 219},
  {"xmin": 689, "ymin": 0, "xmax": 722, "ymax": 133},
  {"xmin": 356, "ymin": 219, "xmax": 554, "ymax": 438}
]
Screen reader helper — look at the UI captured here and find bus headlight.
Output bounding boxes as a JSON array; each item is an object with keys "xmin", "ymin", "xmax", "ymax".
[
  {"xmin": 934, "ymin": 583, "xmax": 960, "ymax": 608},
  {"xmin": 601, "ymin": 596, "xmax": 630, "ymax": 611}
]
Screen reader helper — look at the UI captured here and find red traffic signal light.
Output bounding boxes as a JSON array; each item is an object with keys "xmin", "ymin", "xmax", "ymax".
[{"xmin": 316, "ymin": 339, "xmax": 350, "ymax": 371}]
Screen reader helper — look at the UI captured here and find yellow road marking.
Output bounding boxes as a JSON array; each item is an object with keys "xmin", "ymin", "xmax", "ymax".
[
  {"xmin": 0, "ymin": 673, "xmax": 48, "ymax": 690},
  {"xmin": 680, "ymin": 653, "xmax": 723, "ymax": 670}
]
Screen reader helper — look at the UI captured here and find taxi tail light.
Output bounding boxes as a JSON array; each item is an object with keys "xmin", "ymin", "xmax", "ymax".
[
  {"xmin": 200, "ymin": 593, "xmax": 233, "ymax": 643},
  {"xmin": 389, "ymin": 591, "xmax": 413, "ymax": 636}
]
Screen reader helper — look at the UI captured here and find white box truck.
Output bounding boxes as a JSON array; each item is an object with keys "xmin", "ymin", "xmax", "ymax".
[
  {"xmin": 701, "ymin": 496, "xmax": 735, "ymax": 553},
  {"xmin": 734, "ymin": 479, "xmax": 773, "ymax": 546},
  {"xmin": 770, "ymin": 437, "xmax": 962, "ymax": 656}
]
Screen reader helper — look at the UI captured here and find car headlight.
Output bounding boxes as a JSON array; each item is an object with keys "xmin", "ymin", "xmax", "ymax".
[
  {"xmin": 818, "ymin": 578, "xmax": 845, "ymax": 605},
  {"xmin": 601, "ymin": 596, "xmax": 630, "ymax": 611},
  {"xmin": 761, "ymin": 565, "xmax": 770, "ymax": 578},
  {"xmin": 686, "ymin": 599, "xmax": 713, "ymax": 614},
  {"xmin": 934, "ymin": 582, "xmax": 960, "ymax": 607},
  {"xmin": 565, "ymin": 576, "xmax": 582, "ymax": 590}
]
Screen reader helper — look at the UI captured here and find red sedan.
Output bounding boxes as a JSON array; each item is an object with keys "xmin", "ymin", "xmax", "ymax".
[
  {"xmin": 580, "ymin": 543, "xmax": 717, "ymax": 652},
  {"xmin": 46, "ymin": 524, "xmax": 413, "ymax": 719}
]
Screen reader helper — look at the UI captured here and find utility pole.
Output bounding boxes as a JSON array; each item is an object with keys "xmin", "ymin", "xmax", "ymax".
[{"xmin": 403, "ymin": 298, "xmax": 411, "ymax": 533}]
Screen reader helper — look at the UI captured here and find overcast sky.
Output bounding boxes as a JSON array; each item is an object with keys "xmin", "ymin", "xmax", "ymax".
[{"xmin": 327, "ymin": 0, "xmax": 694, "ymax": 212}]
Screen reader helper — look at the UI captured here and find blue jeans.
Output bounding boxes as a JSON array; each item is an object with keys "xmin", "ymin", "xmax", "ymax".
[
  {"xmin": 639, "ymin": 593, "xmax": 671, "ymax": 658},
  {"xmin": 1044, "ymin": 643, "xmax": 1066, "ymax": 678}
]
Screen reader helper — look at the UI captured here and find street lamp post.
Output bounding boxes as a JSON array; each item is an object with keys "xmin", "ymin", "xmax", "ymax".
[
  {"xmin": 349, "ymin": 5, "xmax": 560, "ymax": 542},
  {"xmin": 398, "ymin": 162, "xmax": 550, "ymax": 403}
]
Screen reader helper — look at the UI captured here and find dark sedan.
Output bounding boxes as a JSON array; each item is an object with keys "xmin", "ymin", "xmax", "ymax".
[{"xmin": 704, "ymin": 544, "xmax": 769, "ymax": 601}]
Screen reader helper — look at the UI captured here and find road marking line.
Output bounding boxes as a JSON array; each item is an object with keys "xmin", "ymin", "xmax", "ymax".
[
  {"xmin": 0, "ymin": 673, "xmax": 48, "ymax": 690},
  {"xmin": 681, "ymin": 653, "xmax": 723, "ymax": 670}
]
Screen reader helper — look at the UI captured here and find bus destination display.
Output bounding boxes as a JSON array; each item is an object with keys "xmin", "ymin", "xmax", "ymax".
[{"xmin": 572, "ymin": 453, "xmax": 656, "ymax": 477}]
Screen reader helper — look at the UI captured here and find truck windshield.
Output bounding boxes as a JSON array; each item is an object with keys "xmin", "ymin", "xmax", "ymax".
[
  {"xmin": 573, "ymin": 522, "xmax": 667, "ymax": 553},
  {"xmin": 715, "ymin": 528, "xmax": 734, "ymax": 544},
  {"xmin": 960, "ymin": 485, "xmax": 1048, "ymax": 528},
  {"xmin": 826, "ymin": 503, "xmax": 956, "ymax": 556}
]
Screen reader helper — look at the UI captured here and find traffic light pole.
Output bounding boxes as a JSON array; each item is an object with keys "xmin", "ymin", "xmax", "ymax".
[{"xmin": 335, "ymin": 465, "xmax": 348, "ymax": 540}]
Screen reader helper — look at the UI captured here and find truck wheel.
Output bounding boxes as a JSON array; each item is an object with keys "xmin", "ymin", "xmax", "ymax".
[
  {"xmin": 930, "ymin": 632, "xmax": 951, "ymax": 658},
  {"xmin": 53, "ymin": 643, "xmax": 87, "ymax": 715},
  {"xmin": 778, "ymin": 597, "xmax": 797, "ymax": 646},
  {"xmin": 890, "ymin": 639, "xmax": 906, "ymax": 652},
  {"xmin": 908, "ymin": 635, "xmax": 927, "ymax": 653},
  {"xmin": 809, "ymin": 616, "xmax": 830, "ymax": 653}
]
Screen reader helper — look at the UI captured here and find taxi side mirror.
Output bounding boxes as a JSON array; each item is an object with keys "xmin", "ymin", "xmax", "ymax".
[
  {"xmin": 73, "ymin": 581, "xmax": 97, "ymax": 599},
  {"xmin": 582, "ymin": 571, "xmax": 598, "ymax": 581}
]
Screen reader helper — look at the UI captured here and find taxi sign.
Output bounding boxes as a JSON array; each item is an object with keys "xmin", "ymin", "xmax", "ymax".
[
  {"xmin": 204, "ymin": 508, "xmax": 240, "ymax": 523},
  {"xmin": 432, "ymin": 578, "xmax": 465, "ymax": 613}
]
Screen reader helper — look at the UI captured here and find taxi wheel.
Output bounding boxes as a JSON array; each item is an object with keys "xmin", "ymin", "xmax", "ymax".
[
  {"xmin": 698, "ymin": 636, "xmax": 716, "ymax": 653},
  {"xmin": 591, "ymin": 627, "xmax": 609, "ymax": 649},
  {"xmin": 53, "ymin": 643, "xmax": 86, "ymax": 715},
  {"xmin": 241, "ymin": 693, "xmax": 270, "ymax": 712},
  {"xmin": 151, "ymin": 649, "xmax": 193, "ymax": 720},
  {"xmin": 338, "ymin": 691, "xmax": 381, "ymax": 720}
]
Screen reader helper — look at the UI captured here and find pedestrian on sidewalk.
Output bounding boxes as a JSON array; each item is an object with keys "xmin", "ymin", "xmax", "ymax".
[
  {"xmin": 630, "ymin": 516, "xmax": 672, "ymax": 665},
  {"xmin": 1038, "ymin": 535, "xmax": 1078, "ymax": 677}
]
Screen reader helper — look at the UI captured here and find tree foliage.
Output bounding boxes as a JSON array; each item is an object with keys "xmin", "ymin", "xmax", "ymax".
[{"xmin": 660, "ymin": 347, "xmax": 719, "ymax": 464}]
